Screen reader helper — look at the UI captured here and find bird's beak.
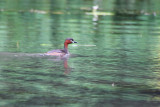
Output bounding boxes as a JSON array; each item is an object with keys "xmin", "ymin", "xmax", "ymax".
[{"xmin": 72, "ymin": 41, "xmax": 77, "ymax": 43}]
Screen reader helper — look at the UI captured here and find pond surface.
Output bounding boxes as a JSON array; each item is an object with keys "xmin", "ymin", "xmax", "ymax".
[{"xmin": 1, "ymin": 0, "xmax": 160, "ymax": 107}]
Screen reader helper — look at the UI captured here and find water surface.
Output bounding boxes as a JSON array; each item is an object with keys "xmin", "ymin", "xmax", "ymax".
[{"xmin": 0, "ymin": 0, "xmax": 160, "ymax": 107}]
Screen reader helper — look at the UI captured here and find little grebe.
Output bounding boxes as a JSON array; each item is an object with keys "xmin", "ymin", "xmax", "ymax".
[{"xmin": 45, "ymin": 38, "xmax": 77, "ymax": 56}]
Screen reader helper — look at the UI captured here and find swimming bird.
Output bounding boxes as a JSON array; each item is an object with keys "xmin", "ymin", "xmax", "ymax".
[{"xmin": 45, "ymin": 38, "xmax": 77, "ymax": 56}]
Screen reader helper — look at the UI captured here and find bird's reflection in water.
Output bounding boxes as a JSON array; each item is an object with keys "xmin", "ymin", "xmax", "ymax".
[
  {"xmin": 63, "ymin": 58, "xmax": 71, "ymax": 74},
  {"xmin": 47, "ymin": 55, "xmax": 72, "ymax": 75}
]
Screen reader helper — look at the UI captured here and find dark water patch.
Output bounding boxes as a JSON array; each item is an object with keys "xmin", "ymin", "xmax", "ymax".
[{"xmin": 141, "ymin": 89, "xmax": 160, "ymax": 96}]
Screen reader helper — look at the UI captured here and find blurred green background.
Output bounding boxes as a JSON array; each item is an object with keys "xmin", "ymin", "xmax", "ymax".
[{"xmin": 0, "ymin": 0, "xmax": 160, "ymax": 107}]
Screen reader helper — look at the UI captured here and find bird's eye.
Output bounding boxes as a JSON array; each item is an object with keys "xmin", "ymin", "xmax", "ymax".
[
  {"xmin": 70, "ymin": 39, "xmax": 75, "ymax": 43},
  {"xmin": 70, "ymin": 39, "xmax": 74, "ymax": 42}
]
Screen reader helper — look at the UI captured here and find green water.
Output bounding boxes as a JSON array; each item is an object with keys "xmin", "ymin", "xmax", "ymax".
[{"xmin": 1, "ymin": 0, "xmax": 160, "ymax": 107}]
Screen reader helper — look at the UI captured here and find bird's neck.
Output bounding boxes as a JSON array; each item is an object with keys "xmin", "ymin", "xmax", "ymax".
[{"xmin": 64, "ymin": 43, "xmax": 69, "ymax": 54}]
